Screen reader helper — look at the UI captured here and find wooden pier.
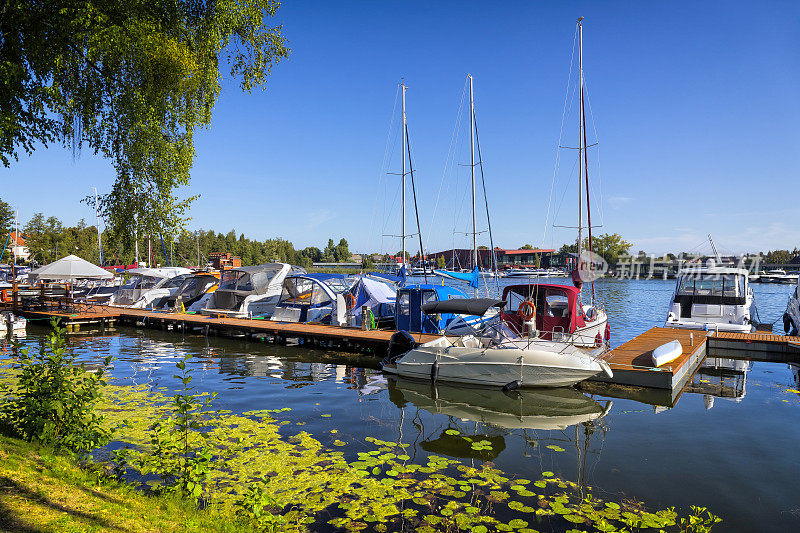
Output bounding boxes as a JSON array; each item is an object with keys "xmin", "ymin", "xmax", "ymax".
[
  {"xmin": 7, "ymin": 304, "xmax": 800, "ymax": 404},
  {"xmin": 580, "ymin": 327, "xmax": 709, "ymax": 405}
]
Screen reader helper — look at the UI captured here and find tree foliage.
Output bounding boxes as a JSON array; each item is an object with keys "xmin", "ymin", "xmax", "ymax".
[{"xmin": 1, "ymin": 0, "xmax": 289, "ymax": 242}]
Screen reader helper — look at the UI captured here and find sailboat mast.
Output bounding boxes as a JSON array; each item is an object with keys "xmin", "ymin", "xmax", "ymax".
[
  {"xmin": 576, "ymin": 18, "xmax": 584, "ymax": 266},
  {"xmin": 94, "ymin": 187, "xmax": 103, "ymax": 266},
  {"xmin": 579, "ymin": 17, "xmax": 596, "ymax": 303},
  {"xmin": 401, "ymin": 80, "xmax": 407, "ymax": 268},
  {"xmin": 469, "ymin": 74, "xmax": 478, "ymax": 271}
]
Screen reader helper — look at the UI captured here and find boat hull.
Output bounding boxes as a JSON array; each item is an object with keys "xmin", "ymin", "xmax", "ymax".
[{"xmin": 383, "ymin": 340, "xmax": 608, "ymax": 388}]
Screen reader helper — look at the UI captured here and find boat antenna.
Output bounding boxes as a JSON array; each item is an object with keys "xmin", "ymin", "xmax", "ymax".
[{"xmin": 708, "ymin": 234, "xmax": 721, "ymax": 263}]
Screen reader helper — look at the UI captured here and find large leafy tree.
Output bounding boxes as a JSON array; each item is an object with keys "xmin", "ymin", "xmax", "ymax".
[{"xmin": 1, "ymin": 0, "xmax": 289, "ymax": 244}]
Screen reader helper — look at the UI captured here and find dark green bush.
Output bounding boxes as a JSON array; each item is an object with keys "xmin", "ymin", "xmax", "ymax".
[{"xmin": 0, "ymin": 318, "xmax": 113, "ymax": 458}]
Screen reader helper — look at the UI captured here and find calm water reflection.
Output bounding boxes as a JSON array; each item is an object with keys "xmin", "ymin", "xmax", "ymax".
[{"xmin": 2, "ymin": 278, "xmax": 798, "ymax": 532}]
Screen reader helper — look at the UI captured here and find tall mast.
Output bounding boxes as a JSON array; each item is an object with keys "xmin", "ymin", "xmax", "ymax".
[
  {"xmin": 401, "ymin": 80, "xmax": 407, "ymax": 268},
  {"xmin": 196, "ymin": 232, "xmax": 200, "ymax": 267},
  {"xmin": 576, "ymin": 17, "xmax": 584, "ymax": 265},
  {"xmin": 469, "ymin": 74, "xmax": 478, "ymax": 271},
  {"xmin": 94, "ymin": 187, "xmax": 103, "ymax": 265}
]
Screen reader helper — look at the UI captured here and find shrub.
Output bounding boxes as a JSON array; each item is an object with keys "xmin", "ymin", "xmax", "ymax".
[{"xmin": 0, "ymin": 318, "xmax": 114, "ymax": 458}]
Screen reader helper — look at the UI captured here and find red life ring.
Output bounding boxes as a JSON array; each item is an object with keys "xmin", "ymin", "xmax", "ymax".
[
  {"xmin": 518, "ymin": 300, "xmax": 536, "ymax": 321},
  {"xmin": 345, "ymin": 293, "xmax": 357, "ymax": 309}
]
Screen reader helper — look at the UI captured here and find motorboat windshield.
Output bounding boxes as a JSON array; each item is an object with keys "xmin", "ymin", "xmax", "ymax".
[{"xmin": 674, "ymin": 270, "xmax": 746, "ymax": 304}]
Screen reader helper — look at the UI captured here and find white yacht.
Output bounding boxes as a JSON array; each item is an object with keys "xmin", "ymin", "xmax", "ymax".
[
  {"xmin": 665, "ymin": 266, "xmax": 756, "ymax": 333},
  {"xmin": 201, "ymin": 263, "xmax": 303, "ymax": 318},
  {"xmin": 760, "ymin": 269, "xmax": 799, "ymax": 284},
  {"xmin": 784, "ymin": 276, "xmax": 799, "ymax": 335},
  {"xmin": 109, "ymin": 267, "xmax": 192, "ymax": 308},
  {"xmin": 382, "ymin": 298, "xmax": 612, "ymax": 389},
  {"xmin": 0, "ymin": 311, "xmax": 27, "ymax": 335}
]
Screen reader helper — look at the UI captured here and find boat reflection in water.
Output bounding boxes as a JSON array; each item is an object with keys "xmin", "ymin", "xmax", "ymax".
[
  {"xmin": 387, "ymin": 376, "xmax": 611, "ymax": 461},
  {"xmin": 687, "ymin": 357, "xmax": 751, "ymax": 410}
]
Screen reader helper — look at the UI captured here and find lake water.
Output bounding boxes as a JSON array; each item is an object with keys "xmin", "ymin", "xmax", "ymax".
[{"xmin": 2, "ymin": 278, "xmax": 798, "ymax": 532}]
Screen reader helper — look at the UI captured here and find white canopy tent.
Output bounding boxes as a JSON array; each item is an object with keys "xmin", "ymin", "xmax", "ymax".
[{"xmin": 29, "ymin": 255, "xmax": 113, "ymax": 282}]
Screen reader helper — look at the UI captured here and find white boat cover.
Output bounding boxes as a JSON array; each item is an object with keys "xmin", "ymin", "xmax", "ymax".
[{"xmin": 29, "ymin": 255, "xmax": 113, "ymax": 281}]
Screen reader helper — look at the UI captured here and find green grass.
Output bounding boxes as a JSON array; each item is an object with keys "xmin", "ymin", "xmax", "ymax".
[{"xmin": 0, "ymin": 435, "xmax": 255, "ymax": 533}]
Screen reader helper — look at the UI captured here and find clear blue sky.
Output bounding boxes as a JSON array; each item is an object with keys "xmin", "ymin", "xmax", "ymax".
[{"xmin": 3, "ymin": 1, "xmax": 799, "ymax": 256}]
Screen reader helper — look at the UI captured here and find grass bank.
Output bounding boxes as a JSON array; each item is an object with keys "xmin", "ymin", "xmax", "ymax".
[{"xmin": 0, "ymin": 435, "xmax": 252, "ymax": 533}]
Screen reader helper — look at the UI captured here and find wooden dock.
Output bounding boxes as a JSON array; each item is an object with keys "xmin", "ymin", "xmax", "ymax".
[
  {"xmin": 707, "ymin": 330, "xmax": 800, "ymax": 362},
  {"xmin": 113, "ymin": 308, "xmax": 442, "ymax": 352},
  {"xmin": 581, "ymin": 327, "xmax": 709, "ymax": 404},
  {"xmin": 7, "ymin": 304, "xmax": 800, "ymax": 403}
]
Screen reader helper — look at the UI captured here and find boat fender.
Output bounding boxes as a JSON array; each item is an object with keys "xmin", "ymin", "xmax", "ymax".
[
  {"xmin": 604, "ymin": 322, "xmax": 611, "ymax": 341},
  {"xmin": 430, "ymin": 360, "xmax": 439, "ymax": 382},
  {"xmin": 595, "ymin": 333, "xmax": 603, "ymax": 348},
  {"xmin": 502, "ymin": 380, "xmax": 521, "ymax": 392},
  {"xmin": 785, "ymin": 313, "xmax": 791, "ymax": 334}
]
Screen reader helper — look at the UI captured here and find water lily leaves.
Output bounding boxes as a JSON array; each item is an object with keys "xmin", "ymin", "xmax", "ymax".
[
  {"xmin": 445, "ymin": 429, "xmax": 460, "ymax": 436},
  {"xmin": 472, "ymin": 526, "xmax": 488, "ymax": 533},
  {"xmin": 542, "ymin": 471, "xmax": 554, "ymax": 477},
  {"xmin": 534, "ymin": 481, "xmax": 547, "ymax": 488},
  {"xmin": 546, "ymin": 445, "xmax": 566, "ymax": 452},
  {"xmin": 605, "ymin": 502, "xmax": 620, "ymax": 510},
  {"xmin": 321, "ymin": 413, "xmax": 331, "ymax": 417},
  {"xmin": 564, "ymin": 514, "xmax": 587, "ymax": 523}
]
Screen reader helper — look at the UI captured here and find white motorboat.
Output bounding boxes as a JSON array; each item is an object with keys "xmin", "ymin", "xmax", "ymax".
[
  {"xmin": 382, "ymin": 298, "xmax": 612, "ymax": 389},
  {"xmin": 759, "ymin": 269, "xmax": 799, "ymax": 284},
  {"xmin": 109, "ymin": 267, "xmax": 192, "ymax": 308},
  {"xmin": 201, "ymin": 263, "xmax": 304, "ymax": 318},
  {"xmin": 784, "ymin": 276, "xmax": 799, "ymax": 335},
  {"xmin": 0, "ymin": 311, "xmax": 27, "ymax": 335},
  {"xmin": 664, "ymin": 265, "xmax": 756, "ymax": 333},
  {"xmin": 161, "ymin": 272, "xmax": 220, "ymax": 312}
]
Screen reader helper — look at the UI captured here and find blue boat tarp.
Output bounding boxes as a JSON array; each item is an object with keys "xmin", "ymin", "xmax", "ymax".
[
  {"xmin": 347, "ymin": 276, "xmax": 396, "ymax": 326},
  {"xmin": 395, "ymin": 284, "xmax": 468, "ymax": 334},
  {"xmin": 433, "ymin": 266, "xmax": 479, "ymax": 289}
]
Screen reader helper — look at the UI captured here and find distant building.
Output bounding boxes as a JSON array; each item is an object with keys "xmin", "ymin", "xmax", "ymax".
[
  {"xmin": 349, "ymin": 253, "xmax": 363, "ymax": 264},
  {"xmin": 9, "ymin": 231, "xmax": 29, "ymax": 262},
  {"xmin": 426, "ymin": 248, "xmax": 556, "ymax": 269},
  {"xmin": 208, "ymin": 252, "xmax": 241, "ymax": 270}
]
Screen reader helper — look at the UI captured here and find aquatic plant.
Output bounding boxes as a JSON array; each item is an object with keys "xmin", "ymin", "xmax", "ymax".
[
  {"xmin": 134, "ymin": 355, "xmax": 217, "ymax": 502},
  {"xmin": 0, "ymin": 319, "xmax": 114, "ymax": 458},
  {"xmin": 89, "ymin": 382, "xmax": 722, "ymax": 533}
]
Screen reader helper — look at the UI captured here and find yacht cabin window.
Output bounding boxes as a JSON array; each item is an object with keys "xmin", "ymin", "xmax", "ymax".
[
  {"xmin": 398, "ymin": 292, "xmax": 410, "ymax": 316},
  {"xmin": 677, "ymin": 274, "xmax": 742, "ymax": 298}
]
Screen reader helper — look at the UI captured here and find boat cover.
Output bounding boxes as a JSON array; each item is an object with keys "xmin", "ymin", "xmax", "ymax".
[
  {"xmin": 421, "ymin": 298, "xmax": 505, "ymax": 317},
  {"xmin": 432, "ymin": 266, "xmax": 480, "ymax": 288}
]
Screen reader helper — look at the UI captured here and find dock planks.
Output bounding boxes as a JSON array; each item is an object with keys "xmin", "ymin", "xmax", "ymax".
[
  {"xmin": 586, "ymin": 327, "xmax": 709, "ymax": 401},
  {"xmin": 707, "ymin": 330, "xmax": 800, "ymax": 362}
]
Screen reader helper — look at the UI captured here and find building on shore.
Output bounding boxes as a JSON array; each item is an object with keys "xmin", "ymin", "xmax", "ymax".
[{"xmin": 425, "ymin": 248, "xmax": 557, "ymax": 269}]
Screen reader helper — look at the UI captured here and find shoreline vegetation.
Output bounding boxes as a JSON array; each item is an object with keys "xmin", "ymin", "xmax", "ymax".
[{"xmin": 0, "ymin": 323, "xmax": 722, "ymax": 532}]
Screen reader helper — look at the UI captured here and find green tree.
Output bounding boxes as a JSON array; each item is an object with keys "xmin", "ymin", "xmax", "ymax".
[
  {"xmin": 520, "ymin": 244, "xmax": 533, "ymax": 250},
  {"xmin": 590, "ymin": 233, "xmax": 633, "ymax": 266},
  {"xmin": 2, "ymin": 1, "xmax": 290, "ymax": 244},
  {"xmin": 436, "ymin": 255, "xmax": 446, "ymax": 269}
]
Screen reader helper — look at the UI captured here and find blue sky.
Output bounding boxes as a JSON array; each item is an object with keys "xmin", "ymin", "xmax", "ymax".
[{"xmin": 3, "ymin": 1, "xmax": 799, "ymax": 256}]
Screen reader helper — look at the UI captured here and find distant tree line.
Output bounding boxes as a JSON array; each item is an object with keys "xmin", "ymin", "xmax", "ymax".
[{"xmin": 1, "ymin": 200, "xmax": 353, "ymax": 269}]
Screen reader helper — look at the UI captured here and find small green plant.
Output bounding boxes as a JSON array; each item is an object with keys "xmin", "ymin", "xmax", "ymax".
[
  {"xmin": 0, "ymin": 318, "xmax": 113, "ymax": 458},
  {"xmin": 235, "ymin": 482, "xmax": 285, "ymax": 532},
  {"xmin": 680, "ymin": 506, "xmax": 723, "ymax": 532},
  {"xmin": 137, "ymin": 355, "xmax": 216, "ymax": 502}
]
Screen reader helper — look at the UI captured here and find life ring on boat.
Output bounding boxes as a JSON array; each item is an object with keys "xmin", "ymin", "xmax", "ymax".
[
  {"xmin": 518, "ymin": 300, "xmax": 536, "ymax": 321},
  {"xmin": 345, "ymin": 293, "xmax": 357, "ymax": 309},
  {"xmin": 0, "ymin": 289, "xmax": 9, "ymax": 303}
]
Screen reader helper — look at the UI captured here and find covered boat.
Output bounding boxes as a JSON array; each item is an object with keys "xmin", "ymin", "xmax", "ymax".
[
  {"xmin": 345, "ymin": 275, "xmax": 396, "ymax": 328},
  {"xmin": 162, "ymin": 272, "xmax": 220, "ymax": 312},
  {"xmin": 395, "ymin": 284, "xmax": 496, "ymax": 336},
  {"xmin": 202, "ymin": 263, "xmax": 303, "ymax": 318},
  {"xmin": 665, "ymin": 266, "xmax": 756, "ymax": 333},
  {"xmin": 382, "ymin": 297, "xmax": 612, "ymax": 389},
  {"xmin": 269, "ymin": 273, "xmax": 350, "ymax": 325},
  {"xmin": 109, "ymin": 267, "xmax": 191, "ymax": 308},
  {"xmin": 500, "ymin": 283, "xmax": 610, "ymax": 347}
]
